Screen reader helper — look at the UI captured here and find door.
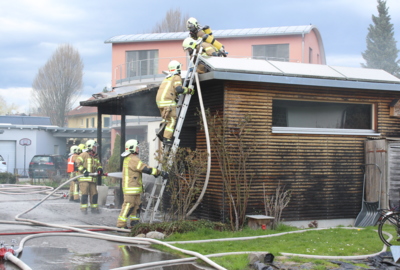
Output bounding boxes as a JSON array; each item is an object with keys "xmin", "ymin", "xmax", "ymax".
[
  {"xmin": 0, "ymin": 141, "xmax": 16, "ymax": 173},
  {"xmin": 388, "ymin": 142, "xmax": 400, "ymax": 208}
]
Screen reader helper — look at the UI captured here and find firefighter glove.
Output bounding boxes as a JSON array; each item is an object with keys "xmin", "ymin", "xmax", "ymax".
[
  {"xmin": 188, "ymin": 85, "xmax": 195, "ymax": 95},
  {"xmin": 160, "ymin": 171, "xmax": 169, "ymax": 179},
  {"xmin": 83, "ymin": 169, "xmax": 89, "ymax": 177},
  {"xmin": 97, "ymin": 168, "xmax": 103, "ymax": 176}
]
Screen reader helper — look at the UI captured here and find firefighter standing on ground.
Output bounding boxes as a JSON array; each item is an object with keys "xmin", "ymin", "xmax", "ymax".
[
  {"xmin": 76, "ymin": 140, "xmax": 103, "ymax": 214},
  {"xmin": 156, "ymin": 60, "xmax": 194, "ymax": 146},
  {"xmin": 117, "ymin": 139, "xmax": 168, "ymax": 228},
  {"xmin": 67, "ymin": 145, "xmax": 80, "ymax": 202},
  {"xmin": 186, "ymin": 17, "xmax": 226, "ymax": 56}
]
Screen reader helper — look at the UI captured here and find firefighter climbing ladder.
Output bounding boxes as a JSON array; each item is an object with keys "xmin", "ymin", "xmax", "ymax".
[{"xmin": 142, "ymin": 47, "xmax": 204, "ymax": 223}]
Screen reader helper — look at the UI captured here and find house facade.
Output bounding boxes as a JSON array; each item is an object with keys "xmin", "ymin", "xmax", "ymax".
[
  {"xmin": 0, "ymin": 115, "xmax": 111, "ymax": 175},
  {"xmin": 104, "ymin": 25, "xmax": 327, "ymax": 159},
  {"xmin": 67, "ymin": 98, "xmax": 111, "ymax": 129},
  {"xmin": 81, "ymin": 55, "xmax": 400, "ymax": 226}
]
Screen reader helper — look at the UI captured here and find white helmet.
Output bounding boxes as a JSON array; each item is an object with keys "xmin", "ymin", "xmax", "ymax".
[
  {"xmin": 182, "ymin": 37, "xmax": 197, "ymax": 51},
  {"xmin": 86, "ymin": 139, "xmax": 97, "ymax": 151},
  {"xmin": 186, "ymin": 17, "xmax": 199, "ymax": 31},
  {"xmin": 121, "ymin": 139, "xmax": 138, "ymax": 157},
  {"xmin": 168, "ymin": 60, "xmax": 182, "ymax": 75},
  {"xmin": 70, "ymin": 145, "xmax": 79, "ymax": 154}
]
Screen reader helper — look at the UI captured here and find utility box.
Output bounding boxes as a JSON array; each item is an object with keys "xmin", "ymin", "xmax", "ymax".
[{"xmin": 246, "ymin": 215, "xmax": 275, "ymax": 230}]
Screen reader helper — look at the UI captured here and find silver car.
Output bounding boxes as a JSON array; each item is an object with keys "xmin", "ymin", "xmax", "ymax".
[{"xmin": 0, "ymin": 155, "xmax": 7, "ymax": 173}]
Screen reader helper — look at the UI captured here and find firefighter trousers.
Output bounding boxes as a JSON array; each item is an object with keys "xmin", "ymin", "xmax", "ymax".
[
  {"xmin": 158, "ymin": 106, "xmax": 176, "ymax": 140},
  {"xmin": 117, "ymin": 194, "xmax": 141, "ymax": 228},
  {"xmin": 79, "ymin": 181, "xmax": 98, "ymax": 210}
]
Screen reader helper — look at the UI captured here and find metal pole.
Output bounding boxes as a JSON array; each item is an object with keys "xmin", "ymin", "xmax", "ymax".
[{"xmin": 24, "ymin": 146, "xmax": 26, "ymax": 176}]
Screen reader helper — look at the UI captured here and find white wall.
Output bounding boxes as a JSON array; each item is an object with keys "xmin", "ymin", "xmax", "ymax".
[
  {"xmin": 147, "ymin": 121, "xmax": 161, "ymax": 168},
  {"xmin": 0, "ymin": 128, "xmax": 67, "ymax": 173}
]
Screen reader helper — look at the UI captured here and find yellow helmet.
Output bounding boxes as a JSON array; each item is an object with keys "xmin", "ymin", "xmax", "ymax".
[
  {"xmin": 186, "ymin": 17, "xmax": 199, "ymax": 31},
  {"xmin": 168, "ymin": 60, "xmax": 182, "ymax": 75},
  {"xmin": 78, "ymin": 144, "xmax": 85, "ymax": 152}
]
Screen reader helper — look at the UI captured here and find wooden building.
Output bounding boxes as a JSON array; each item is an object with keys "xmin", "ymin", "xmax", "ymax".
[{"xmin": 81, "ymin": 56, "xmax": 400, "ymax": 226}]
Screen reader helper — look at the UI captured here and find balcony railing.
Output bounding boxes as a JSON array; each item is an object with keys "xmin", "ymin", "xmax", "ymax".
[{"xmin": 113, "ymin": 56, "xmax": 299, "ymax": 86}]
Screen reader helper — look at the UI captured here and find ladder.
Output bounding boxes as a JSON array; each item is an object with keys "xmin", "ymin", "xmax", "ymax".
[{"xmin": 142, "ymin": 47, "xmax": 204, "ymax": 223}]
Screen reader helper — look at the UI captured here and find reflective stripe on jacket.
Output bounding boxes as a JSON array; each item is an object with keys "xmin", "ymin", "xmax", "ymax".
[
  {"xmin": 122, "ymin": 154, "xmax": 159, "ymax": 195},
  {"xmin": 156, "ymin": 75, "xmax": 182, "ymax": 108},
  {"xmin": 76, "ymin": 151, "xmax": 101, "ymax": 182}
]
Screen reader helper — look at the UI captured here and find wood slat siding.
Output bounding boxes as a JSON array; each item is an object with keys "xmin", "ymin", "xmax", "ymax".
[{"xmin": 182, "ymin": 79, "xmax": 400, "ymax": 222}]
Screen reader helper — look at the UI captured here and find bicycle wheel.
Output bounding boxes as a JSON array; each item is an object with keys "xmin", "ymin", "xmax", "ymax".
[{"xmin": 378, "ymin": 212, "xmax": 400, "ymax": 246}]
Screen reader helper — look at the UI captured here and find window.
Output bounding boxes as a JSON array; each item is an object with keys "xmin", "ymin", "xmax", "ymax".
[
  {"xmin": 272, "ymin": 99, "xmax": 377, "ymax": 135},
  {"xmin": 104, "ymin": 117, "xmax": 110, "ymax": 127},
  {"xmin": 252, "ymin": 44, "xmax": 289, "ymax": 61},
  {"xmin": 86, "ymin": 118, "xmax": 89, "ymax": 128},
  {"xmin": 91, "ymin": 118, "xmax": 95, "ymax": 128},
  {"xmin": 309, "ymin": 47, "xmax": 313, "ymax": 63},
  {"xmin": 126, "ymin": 50, "xmax": 159, "ymax": 78}
]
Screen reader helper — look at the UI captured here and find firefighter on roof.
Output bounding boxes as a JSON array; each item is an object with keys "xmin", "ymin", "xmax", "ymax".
[
  {"xmin": 186, "ymin": 17, "xmax": 226, "ymax": 56},
  {"xmin": 182, "ymin": 37, "xmax": 224, "ymax": 74}
]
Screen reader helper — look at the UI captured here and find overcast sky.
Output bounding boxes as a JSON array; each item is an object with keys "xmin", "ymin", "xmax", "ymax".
[{"xmin": 1, "ymin": 0, "xmax": 399, "ymax": 114}]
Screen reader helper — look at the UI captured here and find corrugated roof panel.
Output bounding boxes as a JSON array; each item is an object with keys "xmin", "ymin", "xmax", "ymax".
[
  {"xmin": 202, "ymin": 57, "xmax": 282, "ymax": 75},
  {"xmin": 268, "ymin": 61, "xmax": 345, "ymax": 79},
  {"xmin": 330, "ymin": 66, "xmax": 400, "ymax": 83},
  {"xmin": 105, "ymin": 25, "xmax": 315, "ymax": 43}
]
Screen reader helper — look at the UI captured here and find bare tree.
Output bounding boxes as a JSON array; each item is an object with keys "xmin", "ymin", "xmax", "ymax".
[
  {"xmin": 32, "ymin": 44, "xmax": 83, "ymax": 127},
  {"xmin": 152, "ymin": 8, "xmax": 189, "ymax": 33},
  {"xmin": 204, "ymin": 110, "xmax": 256, "ymax": 231},
  {"xmin": 0, "ymin": 95, "xmax": 19, "ymax": 115},
  {"xmin": 263, "ymin": 182, "xmax": 291, "ymax": 229}
]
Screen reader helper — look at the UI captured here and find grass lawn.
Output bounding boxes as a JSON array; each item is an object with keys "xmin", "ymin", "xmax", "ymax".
[{"xmin": 151, "ymin": 224, "xmax": 393, "ymax": 270}]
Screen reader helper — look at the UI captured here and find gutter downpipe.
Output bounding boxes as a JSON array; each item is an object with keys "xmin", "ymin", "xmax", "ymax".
[{"xmin": 301, "ymin": 32, "xmax": 305, "ymax": 63}]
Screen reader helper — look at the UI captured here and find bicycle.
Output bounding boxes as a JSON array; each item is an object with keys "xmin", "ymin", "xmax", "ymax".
[{"xmin": 377, "ymin": 206, "xmax": 400, "ymax": 246}]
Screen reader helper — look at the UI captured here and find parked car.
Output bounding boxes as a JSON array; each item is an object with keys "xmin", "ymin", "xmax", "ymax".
[
  {"xmin": 0, "ymin": 155, "xmax": 7, "ymax": 173},
  {"xmin": 28, "ymin": 154, "xmax": 68, "ymax": 178}
]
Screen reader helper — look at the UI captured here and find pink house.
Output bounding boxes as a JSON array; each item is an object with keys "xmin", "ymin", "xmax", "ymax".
[
  {"xmin": 103, "ymin": 25, "xmax": 326, "ymax": 160},
  {"xmin": 105, "ymin": 25, "xmax": 326, "ymax": 88}
]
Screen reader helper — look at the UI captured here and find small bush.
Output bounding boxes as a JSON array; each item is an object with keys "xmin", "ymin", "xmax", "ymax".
[
  {"xmin": 130, "ymin": 219, "xmax": 229, "ymax": 236},
  {"xmin": 0, "ymin": 172, "xmax": 17, "ymax": 184}
]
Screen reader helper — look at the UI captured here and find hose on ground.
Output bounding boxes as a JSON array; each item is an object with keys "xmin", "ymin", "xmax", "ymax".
[{"xmin": 6, "ymin": 175, "xmax": 227, "ymax": 270}]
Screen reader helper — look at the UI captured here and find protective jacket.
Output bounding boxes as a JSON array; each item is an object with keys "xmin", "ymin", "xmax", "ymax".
[
  {"xmin": 122, "ymin": 154, "xmax": 159, "ymax": 195},
  {"xmin": 76, "ymin": 151, "xmax": 102, "ymax": 182},
  {"xmin": 155, "ymin": 74, "xmax": 183, "ymax": 109}
]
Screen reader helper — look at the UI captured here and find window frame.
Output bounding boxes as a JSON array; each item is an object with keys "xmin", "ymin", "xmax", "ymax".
[
  {"xmin": 252, "ymin": 44, "xmax": 290, "ymax": 62},
  {"xmin": 126, "ymin": 49, "xmax": 159, "ymax": 78},
  {"xmin": 271, "ymin": 99, "xmax": 379, "ymax": 136}
]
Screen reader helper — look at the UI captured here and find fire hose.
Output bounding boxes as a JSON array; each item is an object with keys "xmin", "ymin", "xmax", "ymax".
[{"xmin": 1, "ymin": 173, "xmax": 227, "ymax": 270}]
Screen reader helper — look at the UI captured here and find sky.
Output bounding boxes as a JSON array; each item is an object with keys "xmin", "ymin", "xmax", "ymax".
[{"xmin": 1, "ymin": 0, "xmax": 400, "ymax": 114}]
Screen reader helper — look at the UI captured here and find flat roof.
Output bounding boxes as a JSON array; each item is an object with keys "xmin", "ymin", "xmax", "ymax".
[{"xmin": 199, "ymin": 56, "xmax": 400, "ymax": 90}]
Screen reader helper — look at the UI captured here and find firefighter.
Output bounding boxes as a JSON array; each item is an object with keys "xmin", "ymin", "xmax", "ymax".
[
  {"xmin": 75, "ymin": 139, "xmax": 103, "ymax": 214},
  {"xmin": 117, "ymin": 139, "xmax": 168, "ymax": 228},
  {"xmin": 67, "ymin": 145, "xmax": 80, "ymax": 202},
  {"xmin": 78, "ymin": 144, "xmax": 85, "ymax": 154},
  {"xmin": 182, "ymin": 37, "xmax": 224, "ymax": 74},
  {"xmin": 186, "ymin": 17, "xmax": 226, "ymax": 56},
  {"xmin": 156, "ymin": 60, "xmax": 194, "ymax": 146}
]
